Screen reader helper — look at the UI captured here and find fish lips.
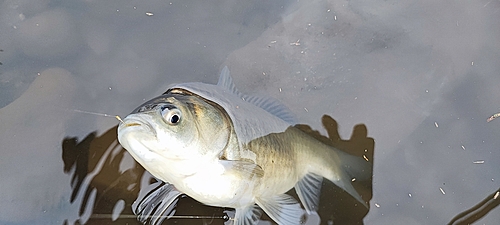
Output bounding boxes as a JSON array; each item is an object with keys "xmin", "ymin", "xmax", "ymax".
[
  {"xmin": 117, "ymin": 114, "xmax": 158, "ymax": 148},
  {"xmin": 118, "ymin": 114, "xmax": 156, "ymax": 135}
]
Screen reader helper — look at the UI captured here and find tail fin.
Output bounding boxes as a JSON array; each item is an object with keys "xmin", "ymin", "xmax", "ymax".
[
  {"xmin": 327, "ymin": 114, "xmax": 373, "ymax": 208},
  {"xmin": 333, "ymin": 150, "xmax": 371, "ymax": 208},
  {"xmin": 297, "ymin": 115, "xmax": 374, "ymax": 208},
  {"xmin": 337, "ymin": 150, "xmax": 372, "ymax": 182}
]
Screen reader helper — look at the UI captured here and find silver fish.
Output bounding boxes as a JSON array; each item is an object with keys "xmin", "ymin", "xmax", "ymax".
[{"xmin": 117, "ymin": 67, "xmax": 371, "ymax": 225}]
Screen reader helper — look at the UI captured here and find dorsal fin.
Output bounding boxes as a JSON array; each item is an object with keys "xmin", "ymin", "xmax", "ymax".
[
  {"xmin": 217, "ymin": 66, "xmax": 298, "ymax": 124},
  {"xmin": 217, "ymin": 66, "xmax": 243, "ymax": 98}
]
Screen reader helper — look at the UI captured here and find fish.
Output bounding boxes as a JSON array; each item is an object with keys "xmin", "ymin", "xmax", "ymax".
[{"xmin": 117, "ymin": 67, "xmax": 371, "ymax": 225}]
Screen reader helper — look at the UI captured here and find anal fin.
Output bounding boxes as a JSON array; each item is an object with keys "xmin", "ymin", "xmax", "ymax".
[
  {"xmin": 256, "ymin": 194, "xmax": 305, "ymax": 225},
  {"xmin": 295, "ymin": 173, "xmax": 323, "ymax": 214}
]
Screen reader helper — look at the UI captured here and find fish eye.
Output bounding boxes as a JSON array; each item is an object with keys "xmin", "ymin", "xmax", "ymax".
[
  {"xmin": 161, "ymin": 107, "xmax": 182, "ymax": 125},
  {"xmin": 170, "ymin": 114, "xmax": 180, "ymax": 124}
]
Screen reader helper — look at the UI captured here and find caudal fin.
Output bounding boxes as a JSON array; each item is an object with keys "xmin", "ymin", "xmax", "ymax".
[
  {"xmin": 333, "ymin": 150, "xmax": 371, "ymax": 208},
  {"xmin": 295, "ymin": 115, "xmax": 373, "ymax": 208},
  {"xmin": 337, "ymin": 150, "xmax": 372, "ymax": 183},
  {"xmin": 323, "ymin": 115, "xmax": 373, "ymax": 208}
]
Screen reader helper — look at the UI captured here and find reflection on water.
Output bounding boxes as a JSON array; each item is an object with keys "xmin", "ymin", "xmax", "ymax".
[
  {"xmin": 1, "ymin": 0, "xmax": 498, "ymax": 224},
  {"xmin": 61, "ymin": 115, "xmax": 374, "ymax": 224},
  {"xmin": 447, "ymin": 188, "xmax": 500, "ymax": 225},
  {"xmin": 59, "ymin": 106, "xmax": 500, "ymax": 225},
  {"xmin": 62, "ymin": 126, "xmax": 228, "ymax": 225},
  {"xmin": 294, "ymin": 115, "xmax": 374, "ymax": 224},
  {"xmin": 62, "ymin": 126, "xmax": 143, "ymax": 224}
]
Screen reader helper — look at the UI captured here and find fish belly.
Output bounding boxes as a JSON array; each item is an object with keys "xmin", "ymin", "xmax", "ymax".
[{"xmin": 178, "ymin": 163, "xmax": 257, "ymax": 208}]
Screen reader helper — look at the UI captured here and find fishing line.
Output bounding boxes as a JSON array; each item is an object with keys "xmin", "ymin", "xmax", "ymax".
[
  {"xmin": 71, "ymin": 109, "xmax": 115, "ymax": 117},
  {"xmin": 65, "ymin": 108, "xmax": 124, "ymax": 123},
  {"xmin": 90, "ymin": 214, "xmax": 230, "ymax": 220}
]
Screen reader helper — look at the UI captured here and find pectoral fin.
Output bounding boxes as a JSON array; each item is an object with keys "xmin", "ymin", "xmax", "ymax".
[
  {"xmin": 133, "ymin": 181, "xmax": 182, "ymax": 225},
  {"xmin": 256, "ymin": 194, "xmax": 305, "ymax": 225},
  {"xmin": 219, "ymin": 160, "xmax": 264, "ymax": 179},
  {"xmin": 295, "ymin": 173, "xmax": 323, "ymax": 214}
]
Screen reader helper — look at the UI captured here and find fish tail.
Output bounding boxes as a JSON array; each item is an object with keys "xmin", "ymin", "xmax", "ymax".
[
  {"xmin": 303, "ymin": 142, "xmax": 372, "ymax": 208},
  {"xmin": 294, "ymin": 119, "xmax": 373, "ymax": 208},
  {"xmin": 320, "ymin": 117, "xmax": 373, "ymax": 208},
  {"xmin": 331, "ymin": 150, "xmax": 371, "ymax": 208},
  {"xmin": 336, "ymin": 150, "xmax": 372, "ymax": 182}
]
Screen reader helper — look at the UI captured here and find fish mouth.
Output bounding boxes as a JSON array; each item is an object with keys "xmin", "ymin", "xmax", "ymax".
[
  {"xmin": 117, "ymin": 114, "xmax": 159, "ymax": 160},
  {"xmin": 118, "ymin": 115, "xmax": 156, "ymax": 137},
  {"xmin": 124, "ymin": 122, "xmax": 141, "ymax": 127}
]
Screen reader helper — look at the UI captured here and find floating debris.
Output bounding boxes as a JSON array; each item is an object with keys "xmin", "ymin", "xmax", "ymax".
[
  {"xmin": 290, "ymin": 39, "xmax": 300, "ymax": 46},
  {"xmin": 494, "ymin": 191, "xmax": 499, "ymax": 200},
  {"xmin": 439, "ymin": 187, "xmax": 446, "ymax": 195},
  {"xmin": 374, "ymin": 203, "xmax": 380, "ymax": 208},
  {"xmin": 473, "ymin": 160, "xmax": 485, "ymax": 164},
  {"xmin": 434, "ymin": 121, "xmax": 439, "ymax": 128},
  {"xmin": 145, "ymin": 12, "xmax": 154, "ymax": 16},
  {"xmin": 487, "ymin": 112, "xmax": 500, "ymax": 122}
]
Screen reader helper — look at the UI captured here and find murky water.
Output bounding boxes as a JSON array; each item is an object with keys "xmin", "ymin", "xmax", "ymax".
[{"xmin": 1, "ymin": 0, "xmax": 500, "ymax": 224}]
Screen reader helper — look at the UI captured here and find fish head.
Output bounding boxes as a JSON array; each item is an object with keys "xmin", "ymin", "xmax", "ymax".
[{"xmin": 117, "ymin": 89, "xmax": 232, "ymax": 178}]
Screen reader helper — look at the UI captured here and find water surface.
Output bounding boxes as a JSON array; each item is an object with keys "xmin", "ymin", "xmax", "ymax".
[{"xmin": 1, "ymin": 0, "xmax": 499, "ymax": 224}]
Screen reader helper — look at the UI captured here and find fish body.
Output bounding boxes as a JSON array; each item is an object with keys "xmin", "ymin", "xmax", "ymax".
[{"xmin": 117, "ymin": 67, "xmax": 370, "ymax": 225}]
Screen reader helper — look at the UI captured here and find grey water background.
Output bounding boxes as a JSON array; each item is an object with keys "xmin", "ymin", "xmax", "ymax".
[{"xmin": 1, "ymin": 0, "xmax": 499, "ymax": 224}]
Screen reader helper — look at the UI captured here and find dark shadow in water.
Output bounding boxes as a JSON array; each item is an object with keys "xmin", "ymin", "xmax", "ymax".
[
  {"xmin": 294, "ymin": 115, "xmax": 374, "ymax": 225},
  {"xmin": 447, "ymin": 188, "xmax": 500, "ymax": 225},
  {"xmin": 62, "ymin": 126, "xmax": 143, "ymax": 225},
  {"xmin": 61, "ymin": 126, "xmax": 226, "ymax": 225},
  {"xmin": 61, "ymin": 115, "xmax": 375, "ymax": 225}
]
